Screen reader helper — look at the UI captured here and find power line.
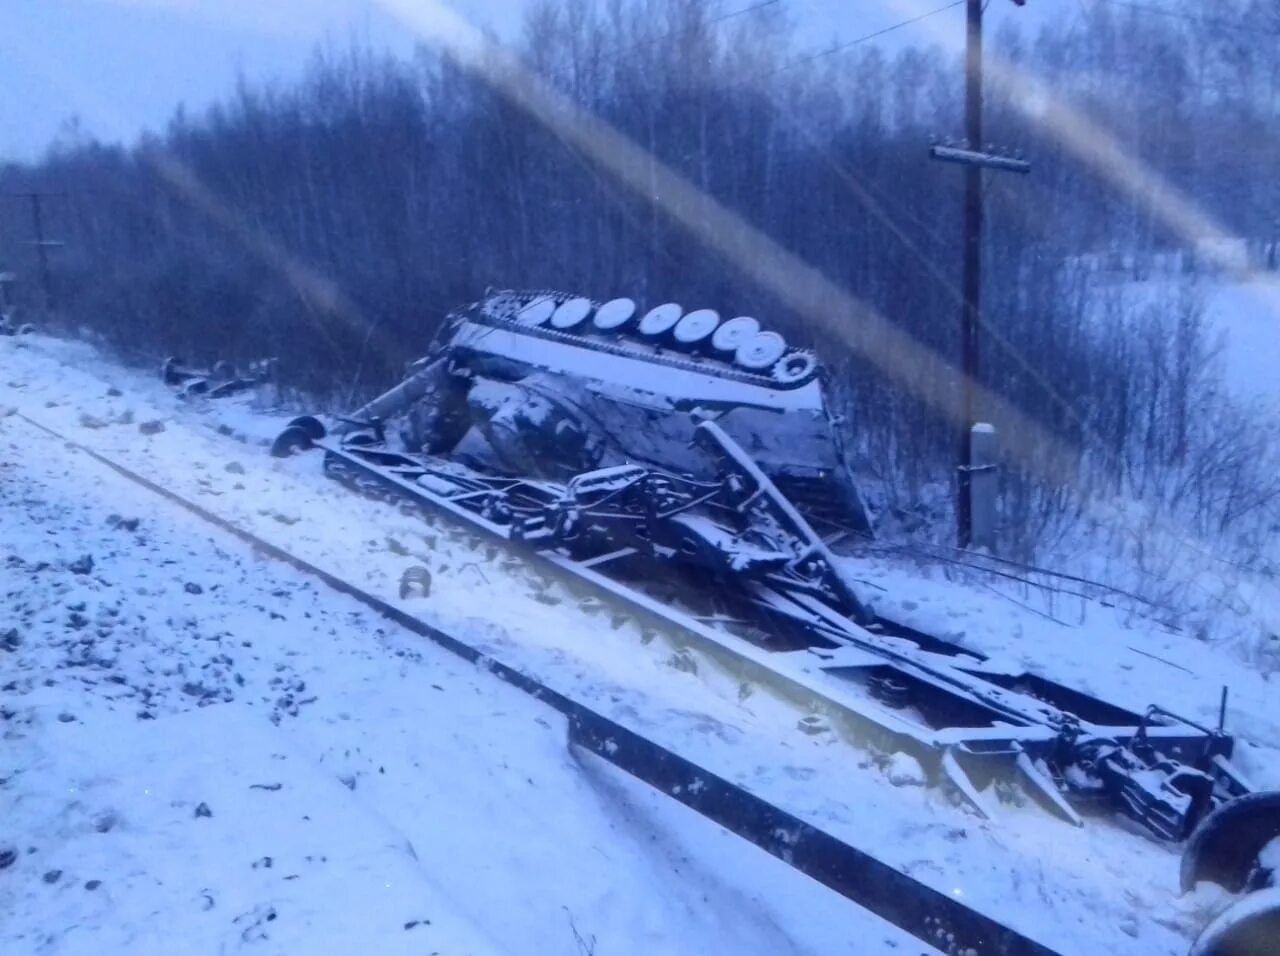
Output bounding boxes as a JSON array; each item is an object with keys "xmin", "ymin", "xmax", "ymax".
[
  {"xmin": 752, "ymin": 0, "xmax": 965, "ymax": 82},
  {"xmin": 600, "ymin": 0, "xmax": 785, "ymax": 65},
  {"xmin": 515, "ymin": 0, "xmax": 1258, "ymax": 577},
  {"xmin": 785, "ymin": 120, "xmax": 1245, "ymax": 579},
  {"xmin": 722, "ymin": 11, "xmax": 1119, "ymax": 461},
  {"xmin": 711, "ymin": 0, "xmax": 782, "ymax": 25},
  {"xmin": 752, "ymin": 9, "xmax": 1267, "ymax": 578}
]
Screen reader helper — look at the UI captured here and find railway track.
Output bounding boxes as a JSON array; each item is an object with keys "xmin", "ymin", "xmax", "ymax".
[
  {"xmin": 5, "ymin": 373, "xmax": 1276, "ymax": 953},
  {"xmin": 10, "ymin": 408, "xmax": 1066, "ymax": 956}
]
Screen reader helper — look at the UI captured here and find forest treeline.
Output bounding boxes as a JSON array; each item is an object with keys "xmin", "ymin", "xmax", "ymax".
[{"xmin": 2, "ymin": 0, "xmax": 1278, "ymax": 571}]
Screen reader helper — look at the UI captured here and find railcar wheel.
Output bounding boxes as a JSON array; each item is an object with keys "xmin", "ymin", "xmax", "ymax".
[
  {"xmin": 1182, "ymin": 791, "xmax": 1280, "ymax": 894},
  {"xmin": 271, "ymin": 425, "xmax": 314, "ymax": 458},
  {"xmin": 162, "ymin": 356, "xmax": 186, "ymax": 385},
  {"xmin": 1188, "ymin": 888, "xmax": 1280, "ymax": 956},
  {"xmin": 285, "ymin": 415, "xmax": 327, "ymax": 443}
]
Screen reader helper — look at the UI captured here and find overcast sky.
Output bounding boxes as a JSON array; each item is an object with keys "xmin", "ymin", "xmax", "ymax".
[{"xmin": 0, "ymin": 0, "xmax": 1068, "ymax": 162}]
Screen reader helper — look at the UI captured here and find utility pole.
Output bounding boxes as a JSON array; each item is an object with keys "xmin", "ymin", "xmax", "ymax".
[
  {"xmin": 930, "ymin": 0, "xmax": 1029, "ymax": 549},
  {"xmin": 959, "ymin": 0, "xmax": 983, "ymax": 550},
  {"xmin": 9, "ymin": 191, "xmax": 66, "ymax": 317}
]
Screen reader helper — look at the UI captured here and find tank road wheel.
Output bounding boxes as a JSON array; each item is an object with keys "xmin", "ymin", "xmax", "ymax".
[
  {"xmin": 638, "ymin": 303, "xmax": 683, "ymax": 338},
  {"xmin": 270, "ymin": 416, "xmax": 327, "ymax": 458},
  {"xmin": 515, "ymin": 296, "xmax": 556, "ymax": 327},
  {"xmin": 592, "ymin": 297, "xmax": 636, "ymax": 332},
  {"xmin": 712, "ymin": 315, "xmax": 759, "ymax": 354},
  {"xmin": 1189, "ymin": 888, "xmax": 1280, "ymax": 956},
  {"xmin": 673, "ymin": 309, "xmax": 720, "ymax": 348},
  {"xmin": 551, "ymin": 297, "xmax": 593, "ymax": 330},
  {"xmin": 735, "ymin": 331, "xmax": 788, "ymax": 371},
  {"xmin": 1182, "ymin": 791, "xmax": 1280, "ymax": 895}
]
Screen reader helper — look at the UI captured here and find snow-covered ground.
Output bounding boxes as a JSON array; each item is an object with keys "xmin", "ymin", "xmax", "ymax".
[
  {"xmin": 1096, "ymin": 270, "xmax": 1280, "ymax": 410},
  {"xmin": 1052, "ymin": 270, "xmax": 1280, "ymax": 668},
  {"xmin": 0, "ymin": 343, "xmax": 934, "ymax": 956},
  {"xmin": 3, "ymin": 331, "xmax": 1277, "ymax": 955},
  {"xmin": 1200, "ymin": 275, "xmax": 1280, "ymax": 409}
]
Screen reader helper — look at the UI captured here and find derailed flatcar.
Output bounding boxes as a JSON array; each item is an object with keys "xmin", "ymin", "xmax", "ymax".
[{"xmin": 275, "ymin": 290, "xmax": 1279, "ymax": 955}]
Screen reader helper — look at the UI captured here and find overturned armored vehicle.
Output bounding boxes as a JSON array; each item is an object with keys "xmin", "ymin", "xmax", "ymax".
[{"xmin": 292, "ymin": 289, "xmax": 873, "ymax": 536}]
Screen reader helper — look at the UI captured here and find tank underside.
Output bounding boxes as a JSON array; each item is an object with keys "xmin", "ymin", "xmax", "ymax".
[{"xmin": 379, "ymin": 290, "xmax": 874, "ymax": 535}]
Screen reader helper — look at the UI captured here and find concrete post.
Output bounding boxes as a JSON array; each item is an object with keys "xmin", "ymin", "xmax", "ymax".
[{"xmin": 968, "ymin": 423, "xmax": 998, "ymax": 552}]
